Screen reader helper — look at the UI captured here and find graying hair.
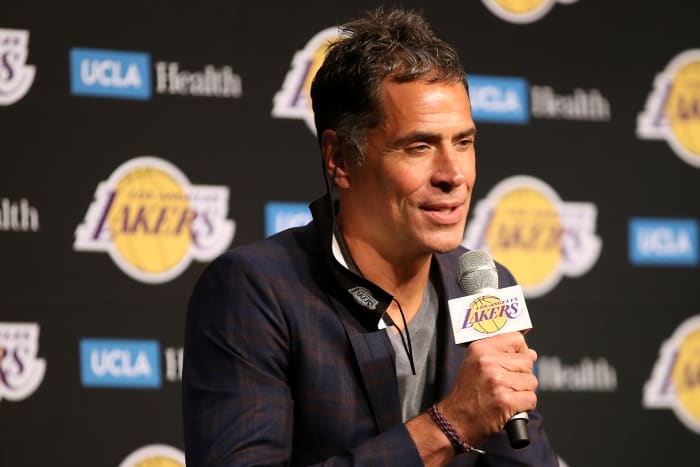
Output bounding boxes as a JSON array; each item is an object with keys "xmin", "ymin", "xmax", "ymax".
[{"xmin": 310, "ymin": 7, "xmax": 467, "ymax": 164}]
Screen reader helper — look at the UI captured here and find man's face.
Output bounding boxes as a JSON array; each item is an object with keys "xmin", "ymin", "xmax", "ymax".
[{"xmin": 341, "ymin": 79, "xmax": 476, "ymax": 261}]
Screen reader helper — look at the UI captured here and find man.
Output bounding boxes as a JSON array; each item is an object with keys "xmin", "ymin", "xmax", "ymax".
[{"xmin": 183, "ymin": 7, "xmax": 558, "ymax": 466}]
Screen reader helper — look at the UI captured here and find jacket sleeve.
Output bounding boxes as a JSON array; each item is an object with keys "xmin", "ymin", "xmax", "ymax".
[{"xmin": 182, "ymin": 252, "xmax": 425, "ymax": 466}]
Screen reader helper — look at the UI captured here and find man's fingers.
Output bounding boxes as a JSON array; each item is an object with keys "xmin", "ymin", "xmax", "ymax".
[
  {"xmin": 508, "ymin": 371, "xmax": 538, "ymax": 392},
  {"xmin": 497, "ymin": 352, "xmax": 536, "ymax": 373},
  {"xmin": 470, "ymin": 331, "xmax": 533, "ymax": 355}
]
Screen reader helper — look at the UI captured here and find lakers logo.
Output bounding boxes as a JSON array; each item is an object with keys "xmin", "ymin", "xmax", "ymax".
[
  {"xmin": 462, "ymin": 295, "xmax": 521, "ymax": 334},
  {"xmin": 0, "ymin": 28, "xmax": 36, "ymax": 105},
  {"xmin": 463, "ymin": 175, "xmax": 600, "ymax": 298},
  {"xmin": 0, "ymin": 322, "xmax": 46, "ymax": 402},
  {"xmin": 74, "ymin": 156, "xmax": 235, "ymax": 284},
  {"xmin": 272, "ymin": 27, "xmax": 342, "ymax": 133},
  {"xmin": 481, "ymin": 0, "xmax": 578, "ymax": 24},
  {"xmin": 644, "ymin": 315, "xmax": 700, "ymax": 433},
  {"xmin": 637, "ymin": 50, "xmax": 700, "ymax": 168},
  {"xmin": 449, "ymin": 284, "xmax": 530, "ymax": 344},
  {"xmin": 118, "ymin": 444, "xmax": 185, "ymax": 467}
]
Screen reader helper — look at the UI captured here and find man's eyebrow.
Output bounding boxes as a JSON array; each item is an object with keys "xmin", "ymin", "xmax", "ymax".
[
  {"xmin": 390, "ymin": 127, "xmax": 477, "ymax": 147},
  {"xmin": 392, "ymin": 132, "xmax": 440, "ymax": 147},
  {"xmin": 454, "ymin": 128, "xmax": 477, "ymax": 140}
]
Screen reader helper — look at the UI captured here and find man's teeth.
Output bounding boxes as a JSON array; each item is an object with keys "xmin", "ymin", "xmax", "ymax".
[{"xmin": 425, "ymin": 207, "xmax": 452, "ymax": 214}]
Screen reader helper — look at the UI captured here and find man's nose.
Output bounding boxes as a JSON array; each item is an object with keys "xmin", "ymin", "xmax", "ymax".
[{"xmin": 432, "ymin": 148, "xmax": 466, "ymax": 192}]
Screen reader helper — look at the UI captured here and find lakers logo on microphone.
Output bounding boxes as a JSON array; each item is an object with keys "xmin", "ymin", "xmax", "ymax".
[
  {"xmin": 449, "ymin": 285, "xmax": 530, "ymax": 344},
  {"xmin": 637, "ymin": 49, "xmax": 700, "ymax": 168},
  {"xmin": 463, "ymin": 175, "xmax": 601, "ymax": 298},
  {"xmin": 272, "ymin": 27, "xmax": 342, "ymax": 133},
  {"xmin": 462, "ymin": 295, "xmax": 522, "ymax": 334},
  {"xmin": 74, "ymin": 156, "xmax": 235, "ymax": 284},
  {"xmin": 644, "ymin": 315, "xmax": 700, "ymax": 434},
  {"xmin": 481, "ymin": 0, "xmax": 579, "ymax": 24}
]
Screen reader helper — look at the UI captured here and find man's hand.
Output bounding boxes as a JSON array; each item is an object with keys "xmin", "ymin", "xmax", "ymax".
[
  {"xmin": 438, "ymin": 331, "xmax": 538, "ymax": 446},
  {"xmin": 406, "ymin": 331, "xmax": 538, "ymax": 465}
]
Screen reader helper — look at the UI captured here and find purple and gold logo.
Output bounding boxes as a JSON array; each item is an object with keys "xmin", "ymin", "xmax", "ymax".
[
  {"xmin": 481, "ymin": 0, "xmax": 579, "ymax": 24},
  {"xmin": 644, "ymin": 315, "xmax": 700, "ymax": 434},
  {"xmin": 74, "ymin": 156, "xmax": 235, "ymax": 284},
  {"xmin": 449, "ymin": 284, "xmax": 531, "ymax": 344},
  {"xmin": 461, "ymin": 295, "xmax": 522, "ymax": 334},
  {"xmin": 637, "ymin": 49, "xmax": 700, "ymax": 168},
  {"xmin": 272, "ymin": 27, "xmax": 341, "ymax": 133},
  {"xmin": 0, "ymin": 322, "xmax": 46, "ymax": 402},
  {"xmin": 0, "ymin": 28, "xmax": 36, "ymax": 105},
  {"xmin": 463, "ymin": 175, "xmax": 601, "ymax": 298},
  {"xmin": 118, "ymin": 444, "xmax": 185, "ymax": 467}
]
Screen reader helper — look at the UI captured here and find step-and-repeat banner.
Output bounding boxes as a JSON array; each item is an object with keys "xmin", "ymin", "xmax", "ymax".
[{"xmin": 2, "ymin": 1, "xmax": 698, "ymax": 465}]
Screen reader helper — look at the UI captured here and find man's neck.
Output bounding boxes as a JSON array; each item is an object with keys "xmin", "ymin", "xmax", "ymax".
[{"xmin": 340, "ymin": 228, "xmax": 432, "ymax": 328}]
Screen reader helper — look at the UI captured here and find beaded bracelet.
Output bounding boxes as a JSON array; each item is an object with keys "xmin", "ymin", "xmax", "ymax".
[{"xmin": 427, "ymin": 404, "xmax": 486, "ymax": 456}]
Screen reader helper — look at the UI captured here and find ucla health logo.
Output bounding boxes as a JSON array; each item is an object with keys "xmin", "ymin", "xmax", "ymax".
[
  {"xmin": 536, "ymin": 355, "xmax": 618, "ymax": 392},
  {"xmin": 644, "ymin": 315, "xmax": 700, "ymax": 434},
  {"xmin": 74, "ymin": 156, "xmax": 235, "ymax": 283},
  {"xmin": 70, "ymin": 48, "xmax": 151, "ymax": 100},
  {"xmin": 0, "ymin": 197, "xmax": 39, "ymax": 232},
  {"xmin": 0, "ymin": 322, "xmax": 46, "ymax": 401},
  {"xmin": 469, "ymin": 74, "xmax": 610, "ymax": 124},
  {"xmin": 272, "ymin": 27, "xmax": 341, "ymax": 133},
  {"xmin": 265, "ymin": 201, "xmax": 311, "ymax": 237},
  {"xmin": 80, "ymin": 338, "xmax": 161, "ymax": 388},
  {"xmin": 0, "ymin": 28, "xmax": 36, "ymax": 105},
  {"xmin": 481, "ymin": 0, "xmax": 579, "ymax": 24},
  {"xmin": 629, "ymin": 218, "xmax": 698, "ymax": 266},
  {"xmin": 463, "ymin": 175, "xmax": 601, "ymax": 298},
  {"xmin": 638, "ymin": 50, "xmax": 700, "ymax": 168},
  {"xmin": 119, "ymin": 444, "xmax": 185, "ymax": 467},
  {"xmin": 468, "ymin": 75, "xmax": 529, "ymax": 124}
]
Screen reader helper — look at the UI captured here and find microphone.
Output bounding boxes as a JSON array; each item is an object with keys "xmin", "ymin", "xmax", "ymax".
[{"xmin": 456, "ymin": 250, "xmax": 531, "ymax": 449}]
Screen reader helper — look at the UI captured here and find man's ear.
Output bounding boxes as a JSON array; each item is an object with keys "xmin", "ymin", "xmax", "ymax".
[{"xmin": 321, "ymin": 129, "xmax": 351, "ymax": 189}]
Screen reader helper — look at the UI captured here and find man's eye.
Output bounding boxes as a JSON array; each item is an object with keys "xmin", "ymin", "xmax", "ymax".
[
  {"xmin": 407, "ymin": 144, "xmax": 430, "ymax": 153},
  {"xmin": 456, "ymin": 139, "xmax": 473, "ymax": 149}
]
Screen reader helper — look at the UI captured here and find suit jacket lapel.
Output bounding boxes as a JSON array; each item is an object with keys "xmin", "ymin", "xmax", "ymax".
[
  {"xmin": 326, "ymin": 292, "xmax": 402, "ymax": 433},
  {"xmin": 310, "ymin": 194, "xmax": 402, "ymax": 432}
]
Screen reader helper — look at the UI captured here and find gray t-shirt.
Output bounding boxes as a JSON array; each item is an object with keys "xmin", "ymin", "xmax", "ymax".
[{"xmin": 385, "ymin": 281, "xmax": 438, "ymax": 422}]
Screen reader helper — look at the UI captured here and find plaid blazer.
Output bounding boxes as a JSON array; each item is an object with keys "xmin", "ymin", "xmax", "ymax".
[{"xmin": 183, "ymin": 195, "xmax": 559, "ymax": 466}]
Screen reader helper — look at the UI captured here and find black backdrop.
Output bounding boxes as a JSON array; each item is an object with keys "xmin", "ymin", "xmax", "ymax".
[{"xmin": 2, "ymin": 1, "xmax": 699, "ymax": 466}]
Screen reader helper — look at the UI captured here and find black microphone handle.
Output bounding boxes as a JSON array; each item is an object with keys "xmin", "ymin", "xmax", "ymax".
[{"xmin": 505, "ymin": 411, "xmax": 530, "ymax": 448}]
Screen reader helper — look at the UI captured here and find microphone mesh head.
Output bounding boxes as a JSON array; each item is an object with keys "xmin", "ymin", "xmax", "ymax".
[{"xmin": 457, "ymin": 250, "xmax": 498, "ymax": 294}]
